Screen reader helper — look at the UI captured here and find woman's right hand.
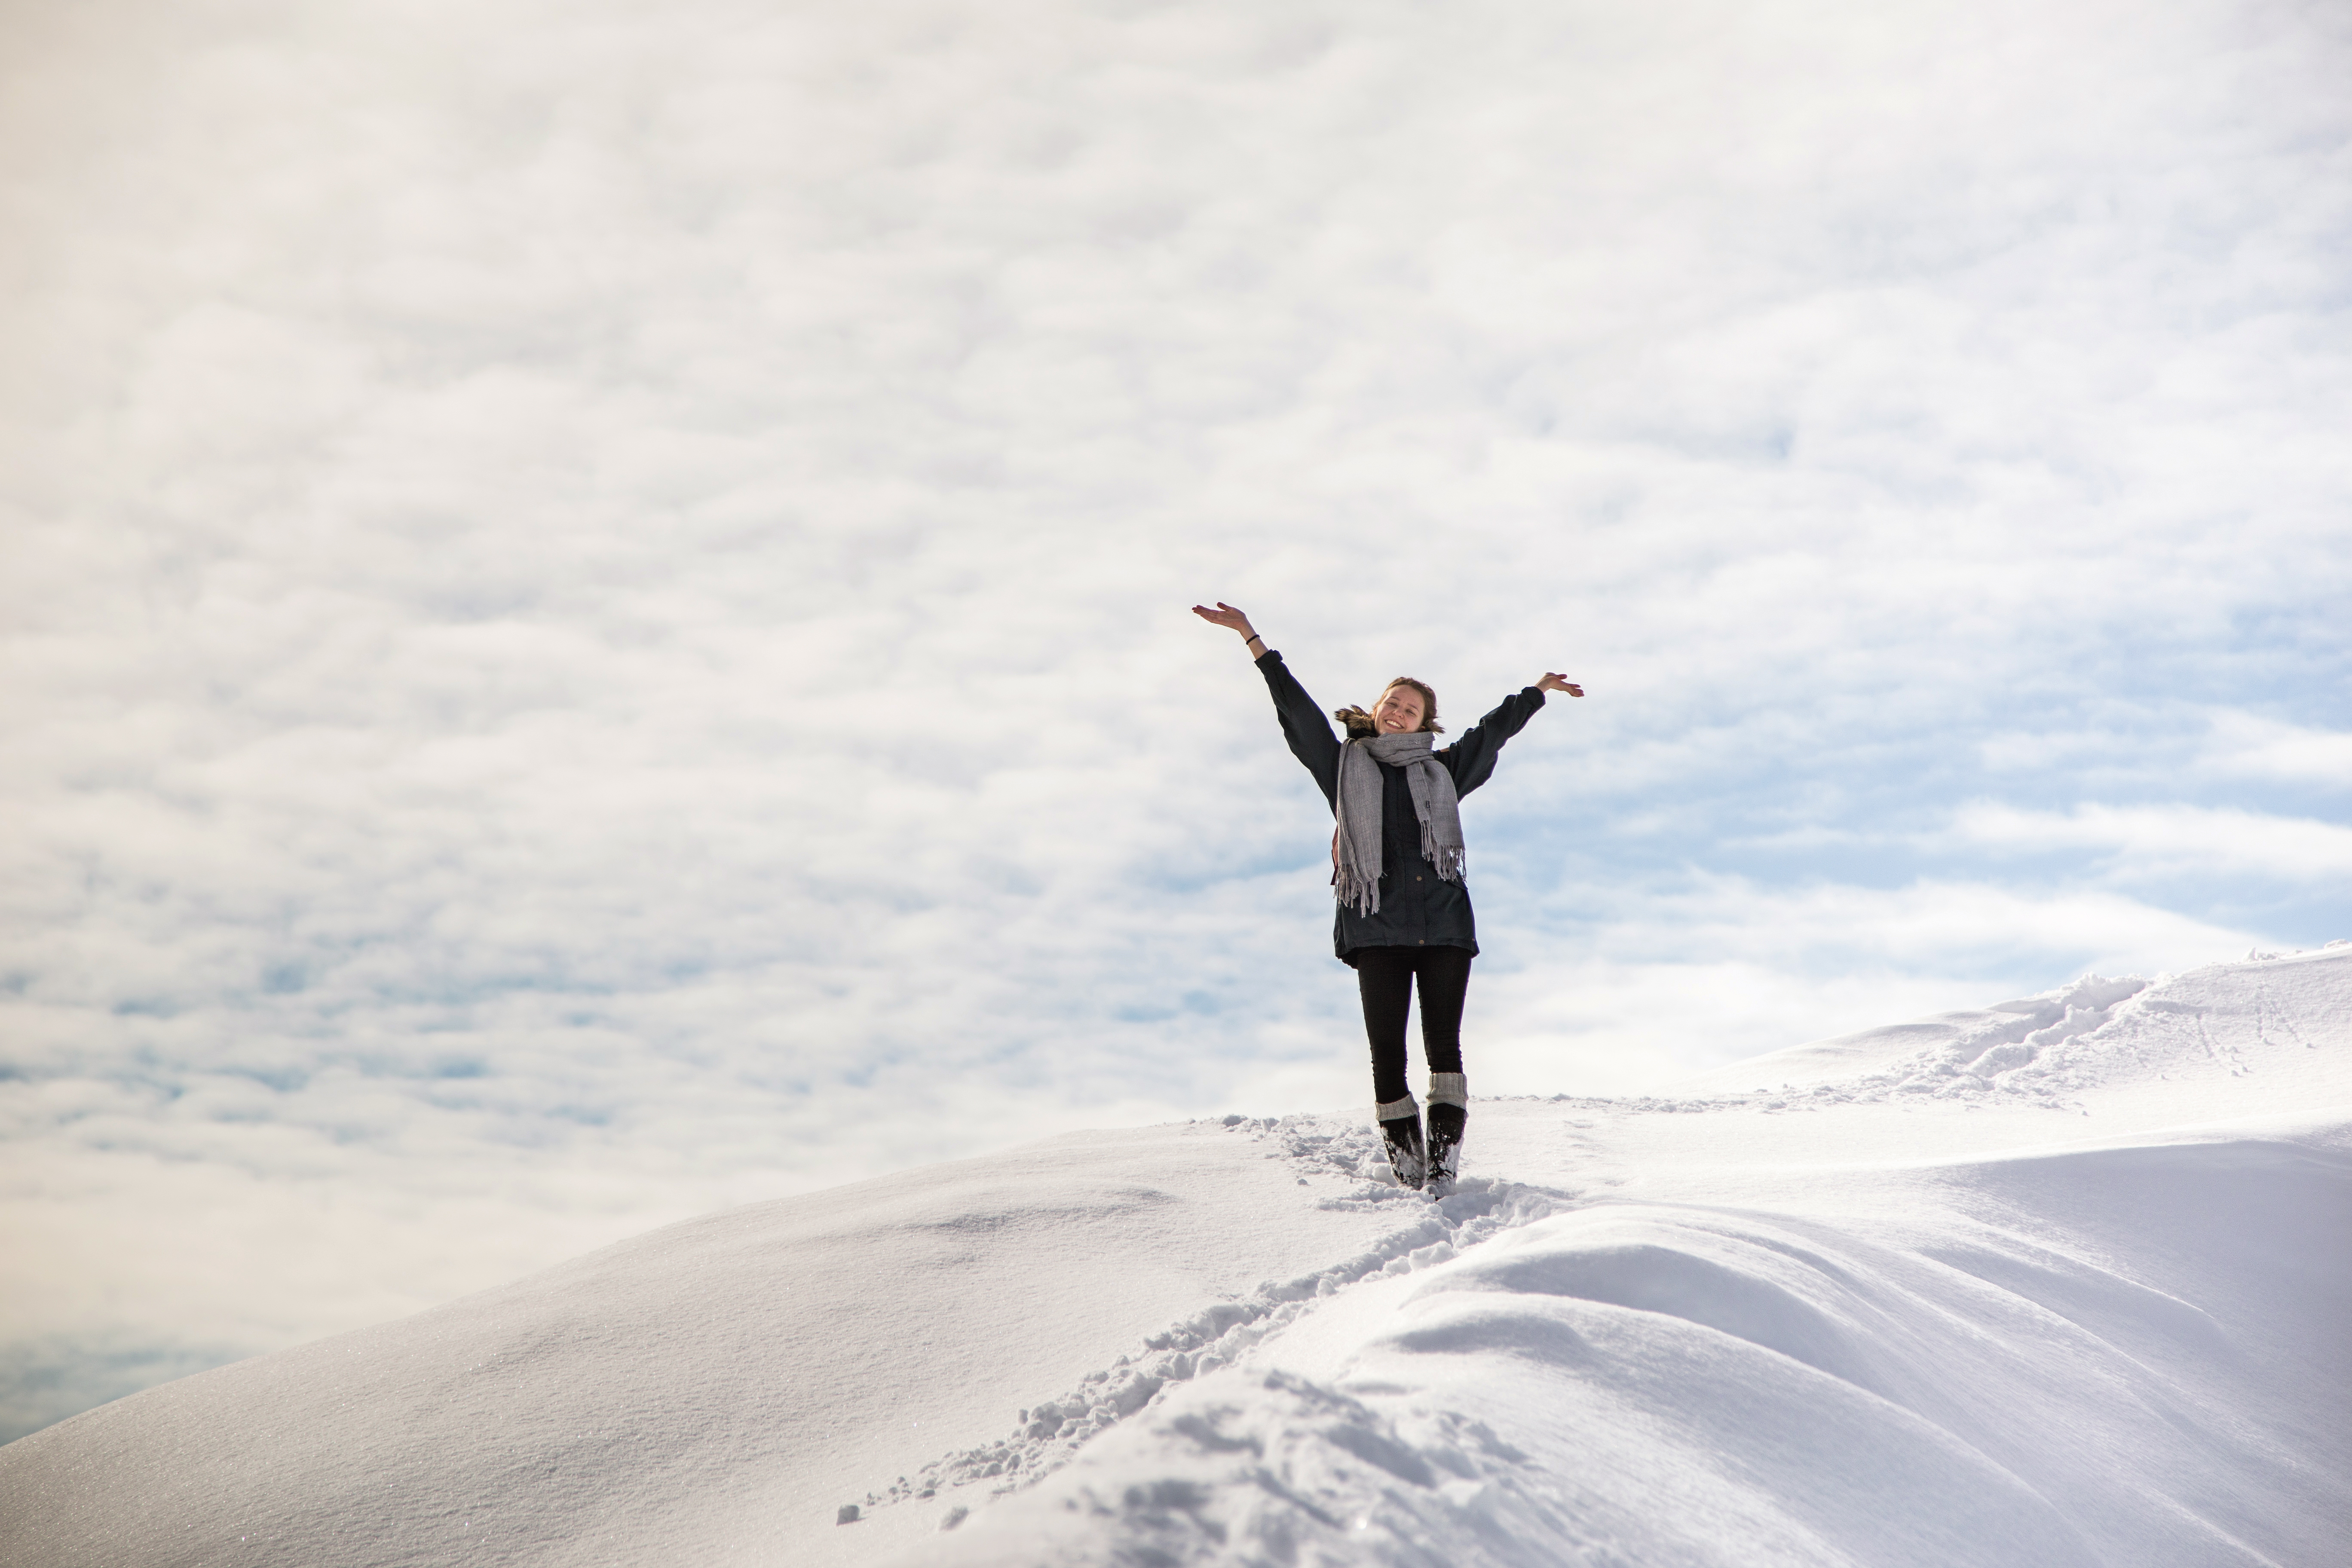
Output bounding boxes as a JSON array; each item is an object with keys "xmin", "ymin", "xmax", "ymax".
[{"xmin": 1191, "ymin": 602, "xmax": 1258, "ymax": 640}]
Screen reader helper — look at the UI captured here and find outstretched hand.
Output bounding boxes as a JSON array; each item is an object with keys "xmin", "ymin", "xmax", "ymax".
[
  {"xmin": 1191, "ymin": 602, "xmax": 1257, "ymax": 637},
  {"xmin": 1537, "ymin": 673, "xmax": 1583, "ymax": 697}
]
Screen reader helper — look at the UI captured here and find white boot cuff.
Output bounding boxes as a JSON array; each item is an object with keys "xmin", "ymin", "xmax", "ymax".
[
  {"xmin": 1375, "ymin": 1094, "xmax": 1419, "ymax": 1123},
  {"xmin": 1428, "ymin": 1072, "xmax": 1469, "ymax": 1107}
]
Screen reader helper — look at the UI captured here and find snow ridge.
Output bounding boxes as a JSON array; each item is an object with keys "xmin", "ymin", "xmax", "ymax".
[
  {"xmin": 1748, "ymin": 972, "xmax": 2150, "ymax": 1110},
  {"xmin": 874, "ymin": 958, "xmax": 2352, "ymax": 1536},
  {"xmin": 902, "ymin": 954, "xmax": 2352, "ymax": 1567},
  {"xmin": 858, "ymin": 1117, "xmax": 1571, "ymax": 1524},
  {"xmin": 915, "ymin": 1136, "xmax": 2352, "ymax": 1568}
]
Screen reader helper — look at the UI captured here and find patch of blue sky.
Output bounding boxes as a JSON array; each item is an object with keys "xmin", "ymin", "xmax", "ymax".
[
  {"xmin": 217, "ymin": 1063, "xmax": 312, "ymax": 1093},
  {"xmin": 1136, "ymin": 846, "xmax": 1329, "ymax": 897},
  {"xmin": 527, "ymin": 1102, "xmax": 616, "ymax": 1129},
  {"xmin": 0, "ymin": 1338, "xmax": 251, "ymax": 1447},
  {"xmin": 349, "ymin": 972, "xmax": 627, "ymax": 1010},
  {"xmin": 1493, "ymin": 820, "xmax": 2348, "ymax": 960}
]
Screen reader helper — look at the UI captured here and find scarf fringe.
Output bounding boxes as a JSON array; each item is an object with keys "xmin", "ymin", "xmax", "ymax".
[
  {"xmin": 1335, "ymin": 859, "xmax": 1383, "ymax": 916},
  {"xmin": 1334, "ymin": 733, "xmax": 1466, "ymax": 915},
  {"xmin": 1420, "ymin": 821, "xmax": 1466, "ymax": 884}
]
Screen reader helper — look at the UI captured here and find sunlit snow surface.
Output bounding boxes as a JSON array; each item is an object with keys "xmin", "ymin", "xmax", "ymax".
[{"xmin": 6, "ymin": 951, "xmax": 2350, "ymax": 1567}]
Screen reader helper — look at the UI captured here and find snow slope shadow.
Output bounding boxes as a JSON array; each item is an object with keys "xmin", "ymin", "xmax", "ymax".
[
  {"xmin": 860, "ymin": 1115, "xmax": 1574, "ymax": 1521},
  {"xmin": 913, "ymin": 1133, "xmax": 2352, "ymax": 1568}
]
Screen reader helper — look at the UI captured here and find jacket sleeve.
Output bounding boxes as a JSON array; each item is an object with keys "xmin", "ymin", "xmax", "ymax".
[
  {"xmin": 1440, "ymin": 687, "xmax": 1546, "ymax": 796},
  {"xmin": 1255, "ymin": 649, "xmax": 1341, "ymax": 810}
]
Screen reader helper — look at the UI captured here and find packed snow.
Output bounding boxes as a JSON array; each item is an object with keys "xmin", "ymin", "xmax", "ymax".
[{"xmin": 5, "ymin": 949, "xmax": 2348, "ymax": 1567}]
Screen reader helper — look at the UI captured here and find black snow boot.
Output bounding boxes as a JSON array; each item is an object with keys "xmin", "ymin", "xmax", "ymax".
[
  {"xmin": 1376, "ymin": 1095, "xmax": 1426, "ymax": 1190},
  {"xmin": 1426, "ymin": 1073, "xmax": 1469, "ymax": 1197}
]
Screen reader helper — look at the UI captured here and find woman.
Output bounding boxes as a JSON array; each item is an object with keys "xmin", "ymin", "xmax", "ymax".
[{"xmin": 1192, "ymin": 601, "xmax": 1581, "ymax": 1195}]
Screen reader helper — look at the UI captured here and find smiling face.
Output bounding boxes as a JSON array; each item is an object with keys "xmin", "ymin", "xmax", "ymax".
[{"xmin": 1373, "ymin": 683, "xmax": 1428, "ymax": 734}]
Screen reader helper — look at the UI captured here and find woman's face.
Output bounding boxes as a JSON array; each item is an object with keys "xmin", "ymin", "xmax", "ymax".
[{"xmin": 1373, "ymin": 685, "xmax": 1427, "ymax": 734}]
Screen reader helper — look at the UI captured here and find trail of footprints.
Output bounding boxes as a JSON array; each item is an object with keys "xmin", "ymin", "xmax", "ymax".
[
  {"xmin": 849, "ymin": 1115, "xmax": 1574, "ymax": 1529},
  {"xmin": 850, "ymin": 995, "xmax": 2138, "ymax": 1530},
  {"xmin": 850, "ymin": 962, "xmax": 2338, "ymax": 1527}
]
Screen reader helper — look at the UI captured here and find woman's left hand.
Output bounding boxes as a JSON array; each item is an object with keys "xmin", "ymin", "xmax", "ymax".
[{"xmin": 1537, "ymin": 673, "xmax": 1583, "ymax": 697}]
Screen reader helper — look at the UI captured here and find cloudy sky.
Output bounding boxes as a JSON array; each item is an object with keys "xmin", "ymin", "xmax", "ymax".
[{"xmin": 3, "ymin": 0, "xmax": 2346, "ymax": 1439}]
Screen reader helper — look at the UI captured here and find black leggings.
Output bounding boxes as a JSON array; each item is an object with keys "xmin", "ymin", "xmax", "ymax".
[{"xmin": 1354, "ymin": 945, "xmax": 1473, "ymax": 1106}]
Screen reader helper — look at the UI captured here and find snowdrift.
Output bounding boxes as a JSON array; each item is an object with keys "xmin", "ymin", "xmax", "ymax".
[{"xmin": 5, "ymin": 951, "xmax": 2349, "ymax": 1567}]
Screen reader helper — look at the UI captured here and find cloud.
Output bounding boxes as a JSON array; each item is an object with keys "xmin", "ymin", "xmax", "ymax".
[
  {"xmin": 2199, "ymin": 714, "xmax": 2352, "ymax": 790},
  {"xmin": 1949, "ymin": 802, "xmax": 2352, "ymax": 881},
  {"xmin": 2, "ymin": 0, "xmax": 2348, "ymax": 1436}
]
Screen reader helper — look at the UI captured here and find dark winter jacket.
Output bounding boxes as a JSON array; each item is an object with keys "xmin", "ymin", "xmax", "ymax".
[{"xmin": 1254, "ymin": 648, "xmax": 1546, "ymax": 965}]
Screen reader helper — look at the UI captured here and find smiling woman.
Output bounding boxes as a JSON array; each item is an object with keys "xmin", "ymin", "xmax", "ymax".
[{"xmin": 1191, "ymin": 603, "xmax": 1582, "ymax": 1195}]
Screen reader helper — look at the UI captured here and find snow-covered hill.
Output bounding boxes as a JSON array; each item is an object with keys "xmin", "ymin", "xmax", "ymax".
[{"xmin": 6, "ymin": 950, "xmax": 2349, "ymax": 1567}]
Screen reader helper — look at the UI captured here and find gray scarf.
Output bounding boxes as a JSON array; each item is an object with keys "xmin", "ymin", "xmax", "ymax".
[{"xmin": 1333, "ymin": 730, "xmax": 1465, "ymax": 915}]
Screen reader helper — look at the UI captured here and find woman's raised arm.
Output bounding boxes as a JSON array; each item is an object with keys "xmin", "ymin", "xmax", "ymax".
[
  {"xmin": 1196, "ymin": 601, "xmax": 1341, "ymax": 803},
  {"xmin": 1191, "ymin": 601, "xmax": 1268, "ymax": 659},
  {"xmin": 1536, "ymin": 673, "xmax": 1583, "ymax": 697}
]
